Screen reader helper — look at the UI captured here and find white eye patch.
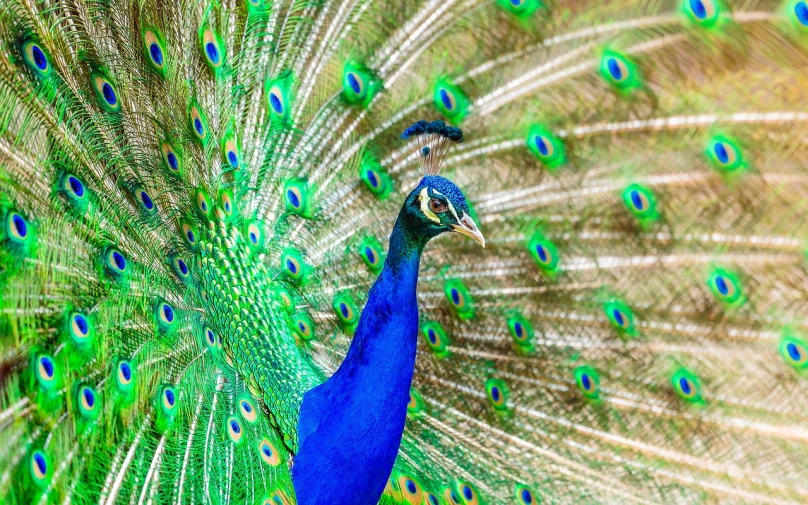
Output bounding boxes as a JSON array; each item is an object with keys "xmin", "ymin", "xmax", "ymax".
[
  {"xmin": 419, "ymin": 187, "xmax": 441, "ymax": 224},
  {"xmin": 445, "ymin": 199, "xmax": 460, "ymax": 223}
]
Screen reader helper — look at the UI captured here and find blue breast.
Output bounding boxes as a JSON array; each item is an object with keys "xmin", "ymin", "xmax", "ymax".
[{"xmin": 293, "ymin": 239, "xmax": 421, "ymax": 505}]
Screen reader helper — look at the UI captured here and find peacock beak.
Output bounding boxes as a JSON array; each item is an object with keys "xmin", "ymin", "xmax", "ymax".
[{"xmin": 451, "ymin": 213, "xmax": 485, "ymax": 248}]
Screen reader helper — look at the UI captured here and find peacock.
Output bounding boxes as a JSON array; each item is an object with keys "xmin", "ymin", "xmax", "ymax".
[{"xmin": 1, "ymin": 0, "xmax": 808, "ymax": 503}]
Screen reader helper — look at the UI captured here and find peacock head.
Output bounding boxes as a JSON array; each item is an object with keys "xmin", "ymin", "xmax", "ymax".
[
  {"xmin": 399, "ymin": 120, "xmax": 484, "ymax": 248},
  {"xmin": 401, "ymin": 175, "xmax": 484, "ymax": 247}
]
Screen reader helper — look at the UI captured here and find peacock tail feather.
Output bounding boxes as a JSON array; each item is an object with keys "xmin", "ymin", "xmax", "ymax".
[{"xmin": 1, "ymin": 0, "xmax": 807, "ymax": 503}]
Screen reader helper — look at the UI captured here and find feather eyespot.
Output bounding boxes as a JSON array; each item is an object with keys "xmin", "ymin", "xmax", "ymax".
[
  {"xmin": 70, "ymin": 312, "xmax": 91, "ymax": 343},
  {"xmin": 258, "ymin": 438, "xmax": 281, "ymax": 466},
  {"xmin": 170, "ymin": 254, "xmax": 190, "ymax": 280},
  {"xmin": 358, "ymin": 237, "xmax": 385, "ymax": 272},
  {"xmin": 91, "ymin": 72, "xmax": 121, "ymax": 111},
  {"xmin": 606, "ymin": 57, "xmax": 628, "ymax": 82},
  {"xmin": 135, "ymin": 187, "xmax": 156, "ymax": 214},
  {"xmin": 294, "ymin": 316, "xmax": 314, "ymax": 341},
  {"xmin": 604, "ymin": 300, "xmax": 636, "ymax": 335},
  {"xmin": 226, "ymin": 416, "xmax": 243, "ymax": 443},
  {"xmin": 444, "ymin": 280, "xmax": 474, "ymax": 319},
  {"xmin": 421, "ymin": 321, "xmax": 449, "ymax": 356},
  {"xmin": 246, "ymin": 222, "xmax": 262, "ymax": 248},
  {"xmin": 138, "ymin": 190, "xmax": 154, "ymax": 210},
  {"xmin": 671, "ymin": 369, "xmax": 703, "ymax": 403},
  {"xmin": 364, "ymin": 246, "xmax": 377, "ymax": 265},
  {"xmin": 116, "ymin": 359, "xmax": 134, "ymax": 389},
  {"xmin": 686, "ymin": 0, "xmax": 720, "ymax": 26},
  {"xmin": 600, "ymin": 52, "xmax": 640, "ymax": 91},
  {"xmin": 35, "ymin": 353, "xmax": 57, "ymax": 389},
  {"xmin": 103, "ymin": 247, "xmax": 128, "ymax": 276},
  {"xmin": 286, "ymin": 187, "xmax": 302, "ymax": 209},
  {"xmin": 156, "ymin": 301, "xmax": 176, "ymax": 331},
  {"xmin": 223, "ymin": 138, "xmax": 239, "ymax": 169},
  {"xmin": 515, "ymin": 485, "xmax": 536, "ymax": 504},
  {"xmin": 281, "ymin": 249, "xmax": 307, "ymax": 282},
  {"xmin": 275, "ymin": 286, "xmax": 294, "ymax": 311},
  {"xmin": 283, "ymin": 180, "xmax": 309, "ymax": 215},
  {"xmin": 450, "ymin": 288, "xmax": 464, "ymax": 308},
  {"xmin": 338, "ymin": 302, "xmax": 353, "ymax": 321},
  {"xmin": 706, "ymin": 136, "xmax": 744, "ymax": 172},
  {"xmin": 342, "ymin": 61, "xmax": 378, "ymax": 105},
  {"xmin": 508, "ymin": 315, "xmax": 533, "ymax": 349},
  {"xmin": 29, "ymin": 449, "xmax": 50, "ymax": 486},
  {"xmin": 268, "ymin": 85, "xmax": 285, "ymax": 116},
  {"xmin": 189, "ymin": 104, "xmax": 208, "ymax": 144},
  {"xmin": 366, "ymin": 169, "xmax": 380, "ymax": 188},
  {"xmin": 346, "ymin": 72, "xmax": 363, "ymax": 95},
  {"xmin": 60, "ymin": 173, "xmax": 87, "ymax": 204},
  {"xmin": 203, "ymin": 327, "xmax": 217, "ymax": 348},
  {"xmin": 161, "ymin": 385, "xmax": 177, "ymax": 413},
  {"xmin": 486, "ymin": 378, "xmax": 509, "ymax": 411},
  {"xmin": 22, "ymin": 39, "xmax": 51, "ymax": 76},
  {"xmin": 580, "ymin": 374, "xmax": 595, "ymax": 392},
  {"xmin": 713, "ymin": 141, "xmax": 736, "ymax": 165},
  {"xmin": 780, "ymin": 336, "xmax": 808, "ymax": 369},
  {"xmin": 707, "ymin": 268, "xmax": 742, "ymax": 305},
  {"xmin": 526, "ymin": 126, "xmax": 565, "ymax": 168},
  {"xmin": 143, "ymin": 29, "xmax": 166, "ymax": 73},
  {"xmin": 6, "ymin": 211, "xmax": 31, "ymax": 243},
  {"xmin": 795, "ymin": 1, "xmax": 808, "ymax": 26},
  {"xmin": 219, "ymin": 190, "xmax": 234, "ymax": 216},
  {"xmin": 239, "ymin": 398, "xmax": 258, "ymax": 423},
  {"xmin": 438, "ymin": 87, "xmax": 456, "ymax": 111},
  {"xmin": 200, "ymin": 28, "xmax": 225, "ymax": 71},
  {"xmin": 398, "ymin": 475, "xmax": 423, "ymax": 504},
  {"xmin": 629, "ymin": 189, "xmax": 647, "ymax": 211},
  {"xmin": 181, "ymin": 221, "xmax": 198, "ymax": 248},
  {"xmin": 535, "ymin": 244, "xmax": 551, "ymax": 265},
  {"xmin": 78, "ymin": 385, "xmax": 100, "ymax": 418},
  {"xmin": 453, "ymin": 481, "xmax": 480, "ymax": 505},
  {"xmin": 445, "ymin": 487, "xmax": 462, "ymax": 505},
  {"xmin": 678, "ymin": 377, "xmax": 696, "ymax": 397},
  {"xmin": 161, "ymin": 142, "xmax": 181, "ymax": 174},
  {"xmin": 574, "ymin": 365, "xmax": 600, "ymax": 399},
  {"xmin": 433, "ymin": 79, "xmax": 469, "ymax": 121},
  {"xmin": 622, "ymin": 184, "xmax": 658, "ymax": 221},
  {"xmin": 195, "ymin": 189, "xmax": 211, "ymax": 216},
  {"xmin": 407, "ymin": 389, "xmax": 424, "ymax": 415},
  {"xmin": 612, "ymin": 308, "xmax": 629, "ymax": 328},
  {"xmin": 533, "ymin": 135, "xmax": 554, "ymax": 158},
  {"xmin": 157, "ymin": 302, "xmax": 175, "ymax": 325}
]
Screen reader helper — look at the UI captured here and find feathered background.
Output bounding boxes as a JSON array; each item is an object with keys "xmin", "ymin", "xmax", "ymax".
[{"xmin": 1, "ymin": 0, "xmax": 807, "ymax": 503}]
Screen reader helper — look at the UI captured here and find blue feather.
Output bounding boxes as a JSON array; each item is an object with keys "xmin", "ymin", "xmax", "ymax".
[{"xmin": 293, "ymin": 188, "xmax": 432, "ymax": 504}]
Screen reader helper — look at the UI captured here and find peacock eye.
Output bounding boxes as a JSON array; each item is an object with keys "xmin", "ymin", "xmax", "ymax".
[{"xmin": 428, "ymin": 198, "xmax": 447, "ymax": 213}]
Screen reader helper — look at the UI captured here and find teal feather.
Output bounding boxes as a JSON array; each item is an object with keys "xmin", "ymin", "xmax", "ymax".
[{"xmin": 1, "ymin": 1, "xmax": 808, "ymax": 504}]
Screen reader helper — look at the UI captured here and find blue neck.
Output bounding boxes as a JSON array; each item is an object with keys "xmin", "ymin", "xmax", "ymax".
[
  {"xmin": 327, "ymin": 213, "xmax": 425, "ymax": 391},
  {"xmin": 293, "ymin": 212, "xmax": 428, "ymax": 505}
]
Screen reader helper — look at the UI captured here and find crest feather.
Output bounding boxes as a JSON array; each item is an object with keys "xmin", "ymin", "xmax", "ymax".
[{"xmin": 401, "ymin": 120, "xmax": 463, "ymax": 176}]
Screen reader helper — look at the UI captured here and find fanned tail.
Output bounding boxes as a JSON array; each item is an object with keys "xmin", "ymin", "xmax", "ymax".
[{"xmin": 2, "ymin": 0, "xmax": 808, "ymax": 504}]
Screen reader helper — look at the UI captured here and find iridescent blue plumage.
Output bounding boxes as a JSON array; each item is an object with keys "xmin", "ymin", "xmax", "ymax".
[{"xmin": 293, "ymin": 173, "xmax": 482, "ymax": 505}]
